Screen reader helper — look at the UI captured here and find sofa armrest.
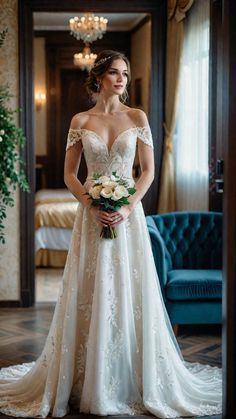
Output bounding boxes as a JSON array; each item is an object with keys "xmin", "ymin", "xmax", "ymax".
[{"xmin": 147, "ymin": 224, "xmax": 168, "ymax": 299}]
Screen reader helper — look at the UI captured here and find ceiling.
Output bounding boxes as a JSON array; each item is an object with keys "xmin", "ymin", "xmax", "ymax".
[{"xmin": 33, "ymin": 12, "xmax": 149, "ymax": 32}]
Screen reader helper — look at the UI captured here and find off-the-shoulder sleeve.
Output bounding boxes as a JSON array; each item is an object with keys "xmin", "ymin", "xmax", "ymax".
[
  {"xmin": 136, "ymin": 126, "xmax": 153, "ymax": 148},
  {"xmin": 66, "ymin": 128, "xmax": 83, "ymax": 151}
]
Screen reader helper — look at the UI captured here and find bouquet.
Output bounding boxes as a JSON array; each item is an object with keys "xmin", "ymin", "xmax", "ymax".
[{"xmin": 86, "ymin": 172, "xmax": 136, "ymax": 239}]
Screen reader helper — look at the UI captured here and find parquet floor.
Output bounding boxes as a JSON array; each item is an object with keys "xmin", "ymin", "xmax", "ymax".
[
  {"xmin": 0, "ymin": 304, "xmax": 222, "ymax": 418},
  {"xmin": 0, "ymin": 304, "xmax": 222, "ymax": 368},
  {"xmin": 0, "ymin": 268, "xmax": 222, "ymax": 418}
]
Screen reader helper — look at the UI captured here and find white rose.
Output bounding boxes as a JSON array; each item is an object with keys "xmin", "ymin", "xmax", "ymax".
[
  {"xmin": 110, "ymin": 174, "xmax": 118, "ymax": 181},
  {"xmin": 0, "ymin": 129, "xmax": 4, "ymax": 135},
  {"xmin": 100, "ymin": 187, "xmax": 113, "ymax": 198},
  {"xmin": 0, "ymin": 136, "xmax": 2, "ymax": 142},
  {"xmin": 89, "ymin": 185, "xmax": 102, "ymax": 199},
  {"xmin": 114, "ymin": 185, "xmax": 129, "ymax": 197},
  {"xmin": 102, "ymin": 180, "xmax": 118, "ymax": 188},
  {"xmin": 98, "ymin": 175, "xmax": 110, "ymax": 183},
  {"xmin": 111, "ymin": 189, "xmax": 123, "ymax": 201}
]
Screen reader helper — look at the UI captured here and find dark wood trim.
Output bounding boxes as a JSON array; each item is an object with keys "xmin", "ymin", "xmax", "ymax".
[
  {"xmin": 150, "ymin": 4, "xmax": 166, "ymax": 212},
  {"xmin": 36, "ymin": 155, "xmax": 47, "ymax": 165},
  {"xmin": 209, "ymin": 0, "xmax": 223, "ymax": 212},
  {"xmin": 131, "ymin": 14, "xmax": 151, "ymax": 35},
  {"xmin": 0, "ymin": 301, "xmax": 21, "ymax": 308},
  {"xmin": 19, "ymin": 0, "xmax": 35, "ymax": 307},
  {"xmin": 27, "ymin": 0, "xmax": 161, "ymax": 12},
  {"xmin": 222, "ymin": 0, "xmax": 236, "ymax": 416}
]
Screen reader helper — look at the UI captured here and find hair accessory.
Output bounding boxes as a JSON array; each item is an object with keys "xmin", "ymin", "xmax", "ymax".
[{"xmin": 92, "ymin": 55, "xmax": 112, "ymax": 69}]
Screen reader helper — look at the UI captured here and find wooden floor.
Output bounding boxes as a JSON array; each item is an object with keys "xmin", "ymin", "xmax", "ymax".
[
  {"xmin": 0, "ymin": 303, "xmax": 222, "ymax": 418},
  {"xmin": 0, "ymin": 269, "xmax": 222, "ymax": 418}
]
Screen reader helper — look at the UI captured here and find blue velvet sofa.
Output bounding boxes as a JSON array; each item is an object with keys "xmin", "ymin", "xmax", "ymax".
[{"xmin": 146, "ymin": 212, "xmax": 223, "ymax": 325}]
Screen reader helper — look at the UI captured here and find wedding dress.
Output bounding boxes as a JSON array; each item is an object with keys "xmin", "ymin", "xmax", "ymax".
[{"xmin": 0, "ymin": 125, "xmax": 222, "ymax": 418}]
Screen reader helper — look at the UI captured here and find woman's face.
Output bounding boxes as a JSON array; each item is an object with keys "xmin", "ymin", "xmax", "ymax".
[{"xmin": 99, "ymin": 59, "xmax": 129, "ymax": 96}]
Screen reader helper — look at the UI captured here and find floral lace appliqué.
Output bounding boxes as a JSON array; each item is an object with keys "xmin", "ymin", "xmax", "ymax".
[{"xmin": 66, "ymin": 128, "xmax": 83, "ymax": 150}]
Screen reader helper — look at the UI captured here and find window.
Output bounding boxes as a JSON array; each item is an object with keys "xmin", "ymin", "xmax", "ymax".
[{"xmin": 174, "ymin": 0, "xmax": 210, "ymax": 210}]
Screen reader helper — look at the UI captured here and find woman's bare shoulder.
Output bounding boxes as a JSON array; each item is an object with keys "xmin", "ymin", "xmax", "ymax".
[
  {"xmin": 69, "ymin": 111, "xmax": 94, "ymax": 130},
  {"xmin": 127, "ymin": 107, "xmax": 149, "ymax": 126}
]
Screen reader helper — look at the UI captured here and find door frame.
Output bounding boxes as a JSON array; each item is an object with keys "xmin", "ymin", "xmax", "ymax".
[
  {"xmin": 18, "ymin": 0, "xmax": 166, "ymax": 307},
  {"xmin": 222, "ymin": 0, "xmax": 236, "ymax": 416}
]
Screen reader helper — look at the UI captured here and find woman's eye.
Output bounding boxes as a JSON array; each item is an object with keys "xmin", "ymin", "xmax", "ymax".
[{"xmin": 108, "ymin": 70, "xmax": 128, "ymax": 77}]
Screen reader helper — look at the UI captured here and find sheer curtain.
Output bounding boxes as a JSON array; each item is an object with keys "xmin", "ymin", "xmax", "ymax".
[{"xmin": 174, "ymin": 0, "xmax": 210, "ymax": 211}]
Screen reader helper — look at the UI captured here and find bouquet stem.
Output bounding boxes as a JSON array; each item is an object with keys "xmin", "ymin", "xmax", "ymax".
[{"xmin": 100, "ymin": 225, "xmax": 117, "ymax": 239}]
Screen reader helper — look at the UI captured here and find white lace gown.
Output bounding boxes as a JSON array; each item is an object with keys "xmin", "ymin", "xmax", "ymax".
[{"xmin": 0, "ymin": 126, "xmax": 222, "ymax": 418}]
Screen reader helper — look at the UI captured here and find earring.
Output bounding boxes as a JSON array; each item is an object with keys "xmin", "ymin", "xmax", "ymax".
[{"xmin": 95, "ymin": 80, "xmax": 101, "ymax": 92}]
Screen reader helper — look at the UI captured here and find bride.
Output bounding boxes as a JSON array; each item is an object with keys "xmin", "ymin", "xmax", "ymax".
[{"xmin": 0, "ymin": 50, "xmax": 222, "ymax": 418}]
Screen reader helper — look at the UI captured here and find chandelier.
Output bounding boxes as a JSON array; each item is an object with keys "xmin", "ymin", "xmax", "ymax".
[
  {"xmin": 73, "ymin": 44, "xmax": 97, "ymax": 71},
  {"xmin": 69, "ymin": 13, "xmax": 108, "ymax": 43}
]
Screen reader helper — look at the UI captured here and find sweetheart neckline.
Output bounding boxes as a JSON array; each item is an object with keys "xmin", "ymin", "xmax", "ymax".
[{"xmin": 74, "ymin": 126, "xmax": 138, "ymax": 155}]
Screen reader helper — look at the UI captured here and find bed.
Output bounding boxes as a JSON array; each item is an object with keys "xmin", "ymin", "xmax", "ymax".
[{"xmin": 35, "ymin": 189, "xmax": 78, "ymax": 267}]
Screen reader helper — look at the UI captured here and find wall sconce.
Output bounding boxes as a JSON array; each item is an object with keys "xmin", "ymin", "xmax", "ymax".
[{"xmin": 35, "ymin": 92, "xmax": 46, "ymax": 111}]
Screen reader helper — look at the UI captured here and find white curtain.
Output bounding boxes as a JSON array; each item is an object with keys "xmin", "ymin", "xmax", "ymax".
[{"xmin": 174, "ymin": 0, "xmax": 210, "ymax": 211}]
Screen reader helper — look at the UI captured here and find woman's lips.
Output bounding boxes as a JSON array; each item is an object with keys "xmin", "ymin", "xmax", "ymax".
[{"xmin": 114, "ymin": 85, "xmax": 123, "ymax": 88}]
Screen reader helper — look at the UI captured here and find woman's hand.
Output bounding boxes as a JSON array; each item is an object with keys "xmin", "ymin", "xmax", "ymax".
[
  {"xmin": 109, "ymin": 206, "xmax": 132, "ymax": 227},
  {"xmin": 89, "ymin": 207, "xmax": 114, "ymax": 227},
  {"xmin": 89, "ymin": 205, "xmax": 132, "ymax": 227}
]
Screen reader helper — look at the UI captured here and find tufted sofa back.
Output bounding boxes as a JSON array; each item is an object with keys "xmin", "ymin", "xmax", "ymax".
[{"xmin": 147, "ymin": 212, "xmax": 222, "ymax": 271}]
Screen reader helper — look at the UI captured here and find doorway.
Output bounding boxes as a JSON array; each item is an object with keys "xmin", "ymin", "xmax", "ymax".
[
  {"xmin": 31, "ymin": 7, "xmax": 163, "ymax": 303},
  {"xmin": 19, "ymin": 0, "xmax": 165, "ymax": 306}
]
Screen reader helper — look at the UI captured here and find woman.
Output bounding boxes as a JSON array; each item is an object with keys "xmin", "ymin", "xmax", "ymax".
[{"xmin": 0, "ymin": 50, "xmax": 222, "ymax": 418}]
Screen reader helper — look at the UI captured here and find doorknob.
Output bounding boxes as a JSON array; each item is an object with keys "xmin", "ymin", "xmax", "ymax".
[{"xmin": 215, "ymin": 159, "xmax": 224, "ymax": 193}]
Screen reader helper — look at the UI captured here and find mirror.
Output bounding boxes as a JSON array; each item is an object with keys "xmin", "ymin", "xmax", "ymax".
[{"xmin": 33, "ymin": 11, "xmax": 152, "ymax": 301}]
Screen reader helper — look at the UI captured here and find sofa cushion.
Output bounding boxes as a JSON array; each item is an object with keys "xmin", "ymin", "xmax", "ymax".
[
  {"xmin": 166, "ymin": 269, "xmax": 222, "ymax": 301},
  {"xmin": 146, "ymin": 212, "xmax": 222, "ymax": 271}
]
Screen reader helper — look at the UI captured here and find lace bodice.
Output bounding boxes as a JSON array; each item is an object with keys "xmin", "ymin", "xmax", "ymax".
[{"xmin": 66, "ymin": 126, "xmax": 153, "ymax": 183}]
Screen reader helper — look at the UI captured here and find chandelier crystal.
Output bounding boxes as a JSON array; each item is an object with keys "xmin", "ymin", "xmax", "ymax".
[
  {"xmin": 69, "ymin": 13, "xmax": 108, "ymax": 43},
  {"xmin": 73, "ymin": 45, "xmax": 97, "ymax": 71}
]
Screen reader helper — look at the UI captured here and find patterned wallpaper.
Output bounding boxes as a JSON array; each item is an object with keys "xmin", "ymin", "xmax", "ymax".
[{"xmin": 0, "ymin": 0, "xmax": 20, "ymax": 300}]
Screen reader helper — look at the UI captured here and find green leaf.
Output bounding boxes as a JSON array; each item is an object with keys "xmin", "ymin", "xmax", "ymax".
[
  {"xmin": 0, "ymin": 56, "xmax": 30, "ymax": 243},
  {"xmin": 127, "ymin": 187, "xmax": 136, "ymax": 195}
]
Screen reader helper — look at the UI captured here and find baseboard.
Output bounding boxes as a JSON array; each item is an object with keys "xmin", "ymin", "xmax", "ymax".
[{"xmin": 0, "ymin": 301, "xmax": 21, "ymax": 307}]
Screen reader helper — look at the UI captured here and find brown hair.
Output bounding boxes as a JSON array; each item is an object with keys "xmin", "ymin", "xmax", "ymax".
[{"xmin": 85, "ymin": 50, "xmax": 131, "ymax": 103}]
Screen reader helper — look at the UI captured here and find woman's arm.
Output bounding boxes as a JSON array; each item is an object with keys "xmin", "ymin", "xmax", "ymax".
[
  {"xmin": 64, "ymin": 115, "xmax": 91, "ymax": 207},
  {"xmin": 64, "ymin": 140, "xmax": 91, "ymax": 208}
]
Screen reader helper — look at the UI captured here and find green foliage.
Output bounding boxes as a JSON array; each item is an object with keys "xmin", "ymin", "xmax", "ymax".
[
  {"xmin": 0, "ymin": 30, "xmax": 30, "ymax": 244},
  {"xmin": 89, "ymin": 195, "xmax": 130, "ymax": 212}
]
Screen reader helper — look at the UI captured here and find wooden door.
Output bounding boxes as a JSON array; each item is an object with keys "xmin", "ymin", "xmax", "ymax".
[
  {"xmin": 47, "ymin": 64, "xmax": 90, "ymax": 189},
  {"xmin": 59, "ymin": 68, "xmax": 89, "ymax": 186}
]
